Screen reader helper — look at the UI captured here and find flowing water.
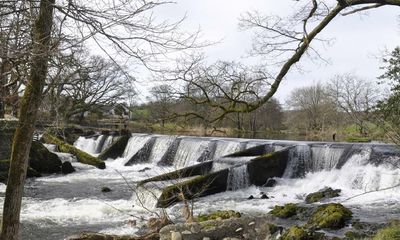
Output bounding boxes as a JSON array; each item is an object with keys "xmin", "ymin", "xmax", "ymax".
[{"xmin": 1, "ymin": 134, "xmax": 399, "ymax": 239}]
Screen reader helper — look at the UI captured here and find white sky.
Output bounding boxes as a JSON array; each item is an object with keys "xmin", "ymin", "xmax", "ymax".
[{"xmin": 136, "ymin": 1, "xmax": 400, "ymax": 104}]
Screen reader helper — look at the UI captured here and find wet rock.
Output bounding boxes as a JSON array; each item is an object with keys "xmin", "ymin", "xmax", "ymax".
[
  {"xmin": 197, "ymin": 210, "xmax": 241, "ymax": 222},
  {"xmin": 261, "ymin": 194, "xmax": 269, "ymax": 199},
  {"xmin": 42, "ymin": 133, "xmax": 106, "ymax": 169},
  {"xmin": 68, "ymin": 232, "xmax": 159, "ymax": 240},
  {"xmin": 305, "ymin": 187, "xmax": 341, "ymax": 204},
  {"xmin": 138, "ymin": 167, "xmax": 151, "ymax": 173},
  {"xmin": 248, "ymin": 195, "xmax": 254, "ymax": 200},
  {"xmin": 98, "ymin": 134, "xmax": 130, "ymax": 160},
  {"xmin": 281, "ymin": 226, "xmax": 327, "ymax": 240},
  {"xmin": 372, "ymin": 221, "xmax": 400, "ymax": 240},
  {"xmin": 62, "ymin": 161, "xmax": 75, "ymax": 174},
  {"xmin": 265, "ymin": 178, "xmax": 277, "ymax": 187},
  {"xmin": 345, "ymin": 231, "xmax": 370, "ymax": 239},
  {"xmin": 29, "ymin": 141, "xmax": 62, "ymax": 174},
  {"xmin": 159, "ymin": 217, "xmax": 276, "ymax": 240},
  {"xmin": 269, "ymin": 203, "xmax": 301, "ymax": 219},
  {"xmin": 101, "ymin": 187, "xmax": 112, "ymax": 193},
  {"xmin": 307, "ymin": 203, "xmax": 352, "ymax": 230}
]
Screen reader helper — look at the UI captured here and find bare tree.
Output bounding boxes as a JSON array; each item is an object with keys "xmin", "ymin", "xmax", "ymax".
[
  {"xmin": 166, "ymin": 0, "xmax": 400, "ymax": 124},
  {"xmin": 286, "ymin": 83, "xmax": 335, "ymax": 131},
  {"xmin": 326, "ymin": 73, "xmax": 378, "ymax": 135},
  {"xmin": 0, "ymin": 1, "xmax": 199, "ymax": 239}
]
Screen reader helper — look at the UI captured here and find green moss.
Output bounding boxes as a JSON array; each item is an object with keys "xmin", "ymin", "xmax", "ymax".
[
  {"xmin": 305, "ymin": 187, "xmax": 341, "ymax": 204},
  {"xmin": 373, "ymin": 223, "xmax": 400, "ymax": 240},
  {"xmin": 307, "ymin": 203, "xmax": 352, "ymax": 230},
  {"xmin": 197, "ymin": 210, "xmax": 241, "ymax": 222},
  {"xmin": 281, "ymin": 226, "xmax": 309, "ymax": 240},
  {"xmin": 345, "ymin": 231, "xmax": 369, "ymax": 239},
  {"xmin": 269, "ymin": 203, "xmax": 299, "ymax": 218},
  {"xmin": 42, "ymin": 133, "xmax": 105, "ymax": 169}
]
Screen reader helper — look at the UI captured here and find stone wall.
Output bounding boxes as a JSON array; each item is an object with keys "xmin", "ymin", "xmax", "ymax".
[{"xmin": 0, "ymin": 119, "xmax": 18, "ymax": 160}]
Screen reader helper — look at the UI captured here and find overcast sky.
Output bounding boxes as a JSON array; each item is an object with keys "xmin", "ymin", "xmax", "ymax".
[{"xmin": 139, "ymin": 1, "xmax": 400, "ymax": 104}]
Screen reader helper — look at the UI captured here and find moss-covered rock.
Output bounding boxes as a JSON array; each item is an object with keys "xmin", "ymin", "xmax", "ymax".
[
  {"xmin": 345, "ymin": 231, "xmax": 370, "ymax": 239},
  {"xmin": 29, "ymin": 141, "xmax": 62, "ymax": 174},
  {"xmin": 281, "ymin": 226, "xmax": 309, "ymax": 240},
  {"xmin": 307, "ymin": 203, "xmax": 352, "ymax": 230},
  {"xmin": 269, "ymin": 203, "xmax": 300, "ymax": 219},
  {"xmin": 373, "ymin": 222, "xmax": 400, "ymax": 240},
  {"xmin": 197, "ymin": 210, "xmax": 241, "ymax": 222},
  {"xmin": 42, "ymin": 133, "xmax": 105, "ymax": 169},
  {"xmin": 69, "ymin": 232, "xmax": 159, "ymax": 240},
  {"xmin": 305, "ymin": 187, "xmax": 341, "ymax": 204},
  {"xmin": 156, "ymin": 169, "xmax": 229, "ymax": 208},
  {"xmin": 98, "ymin": 135, "xmax": 130, "ymax": 160}
]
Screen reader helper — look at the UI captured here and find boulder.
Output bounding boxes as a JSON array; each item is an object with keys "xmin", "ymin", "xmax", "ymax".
[
  {"xmin": 197, "ymin": 210, "xmax": 241, "ymax": 222},
  {"xmin": 373, "ymin": 221, "xmax": 400, "ymax": 240},
  {"xmin": 307, "ymin": 203, "xmax": 352, "ymax": 230},
  {"xmin": 67, "ymin": 232, "xmax": 159, "ymax": 240},
  {"xmin": 98, "ymin": 134, "xmax": 130, "ymax": 160},
  {"xmin": 29, "ymin": 141, "xmax": 62, "ymax": 174},
  {"xmin": 42, "ymin": 133, "xmax": 106, "ymax": 169},
  {"xmin": 281, "ymin": 226, "xmax": 326, "ymax": 240},
  {"xmin": 269, "ymin": 203, "xmax": 301, "ymax": 219},
  {"xmin": 305, "ymin": 187, "xmax": 341, "ymax": 204},
  {"xmin": 101, "ymin": 187, "xmax": 112, "ymax": 193},
  {"xmin": 61, "ymin": 161, "xmax": 75, "ymax": 174},
  {"xmin": 159, "ymin": 217, "xmax": 279, "ymax": 240}
]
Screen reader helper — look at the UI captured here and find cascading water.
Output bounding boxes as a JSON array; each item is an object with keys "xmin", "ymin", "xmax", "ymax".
[
  {"xmin": 148, "ymin": 136, "xmax": 177, "ymax": 164},
  {"xmin": 213, "ymin": 140, "xmax": 243, "ymax": 159},
  {"xmin": 172, "ymin": 138, "xmax": 210, "ymax": 168},
  {"xmin": 309, "ymin": 144, "xmax": 345, "ymax": 171},
  {"xmin": 226, "ymin": 165, "xmax": 250, "ymax": 191},
  {"xmin": 112, "ymin": 134, "xmax": 153, "ymax": 166},
  {"xmin": 8, "ymin": 133, "xmax": 400, "ymax": 239},
  {"xmin": 100, "ymin": 135, "xmax": 115, "ymax": 152}
]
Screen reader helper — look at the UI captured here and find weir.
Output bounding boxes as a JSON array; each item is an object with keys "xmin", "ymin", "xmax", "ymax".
[{"xmin": 74, "ymin": 133, "xmax": 400, "ymax": 207}]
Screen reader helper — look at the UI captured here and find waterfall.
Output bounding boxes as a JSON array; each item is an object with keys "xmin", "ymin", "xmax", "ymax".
[
  {"xmin": 283, "ymin": 144, "xmax": 311, "ymax": 178},
  {"xmin": 111, "ymin": 134, "xmax": 152, "ymax": 166},
  {"xmin": 213, "ymin": 140, "xmax": 243, "ymax": 159},
  {"xmin": 226, "ymin": 165, "xmax": 250, "ymax": 191},
  {"xmin": 100, "ymin": 135, "xmax": 115, "ymax": 152},
  {"xmin": 309, "ymin": 144, "xmax": 345, "ymax": 171},
  {"xmin": 74, "ymin": 135, "xmax": 106, "ymax": 155},
  {"xmin": 148, "ymin": 136, "xmax": 177, "ymax": 164},
  {"xmin": 173, "ymin": 138, "xmax": 211, "ymax": 168}
]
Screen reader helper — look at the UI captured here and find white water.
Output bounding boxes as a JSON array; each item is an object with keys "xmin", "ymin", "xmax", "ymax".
[
  {"xmin": 173, "ymin": 138, "xmax": 210, "ymax": 168},
  {"xmin": 213, "ymin": 140, "xmax": 243, "ymax": 159},
  {"xmin": 148, "ymin": 136, "xmax": 176, "ymax": 164},
  {"xmin": 187, "ymin": 149, "xmax": 400, "ymax": 222},
  {"xmin": 111, "ymin": 134, "xmax": 152, "ymax": 166},
  {"xmin": 227, "ymin": 165, "xmax": 250, "ymax": 191},
  {"xmin": 3, "ymin": 135, "xmax": 400, "ymax": 239},
  {"xmin": 310, "ymin": 145, "xmax": 344, "ymax": 171},
  {"xmin": 101, "ymin": 135, "xmax": 115, "ymax": 152}
]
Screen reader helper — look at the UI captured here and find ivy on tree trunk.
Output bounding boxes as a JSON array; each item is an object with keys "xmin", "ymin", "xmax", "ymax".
[{"xmin": 0, "ymin": 0, "xmax": 55, "ymax": 239}]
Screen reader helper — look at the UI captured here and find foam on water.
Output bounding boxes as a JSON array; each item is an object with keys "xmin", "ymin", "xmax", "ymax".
[{"xmin": 187, "ymin": 148, "xmax": 400, "ymax": 221}]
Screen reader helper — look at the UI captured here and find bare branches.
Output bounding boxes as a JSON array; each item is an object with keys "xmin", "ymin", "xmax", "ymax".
[{"xmin": 341, "ymin": 3, "xmax": 384, "ymax": 15}]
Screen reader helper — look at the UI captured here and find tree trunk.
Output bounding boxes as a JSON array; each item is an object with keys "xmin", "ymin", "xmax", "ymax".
[{"xmin": 0, "ymin": 0, "xmax": 54, "ymax": 239}]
